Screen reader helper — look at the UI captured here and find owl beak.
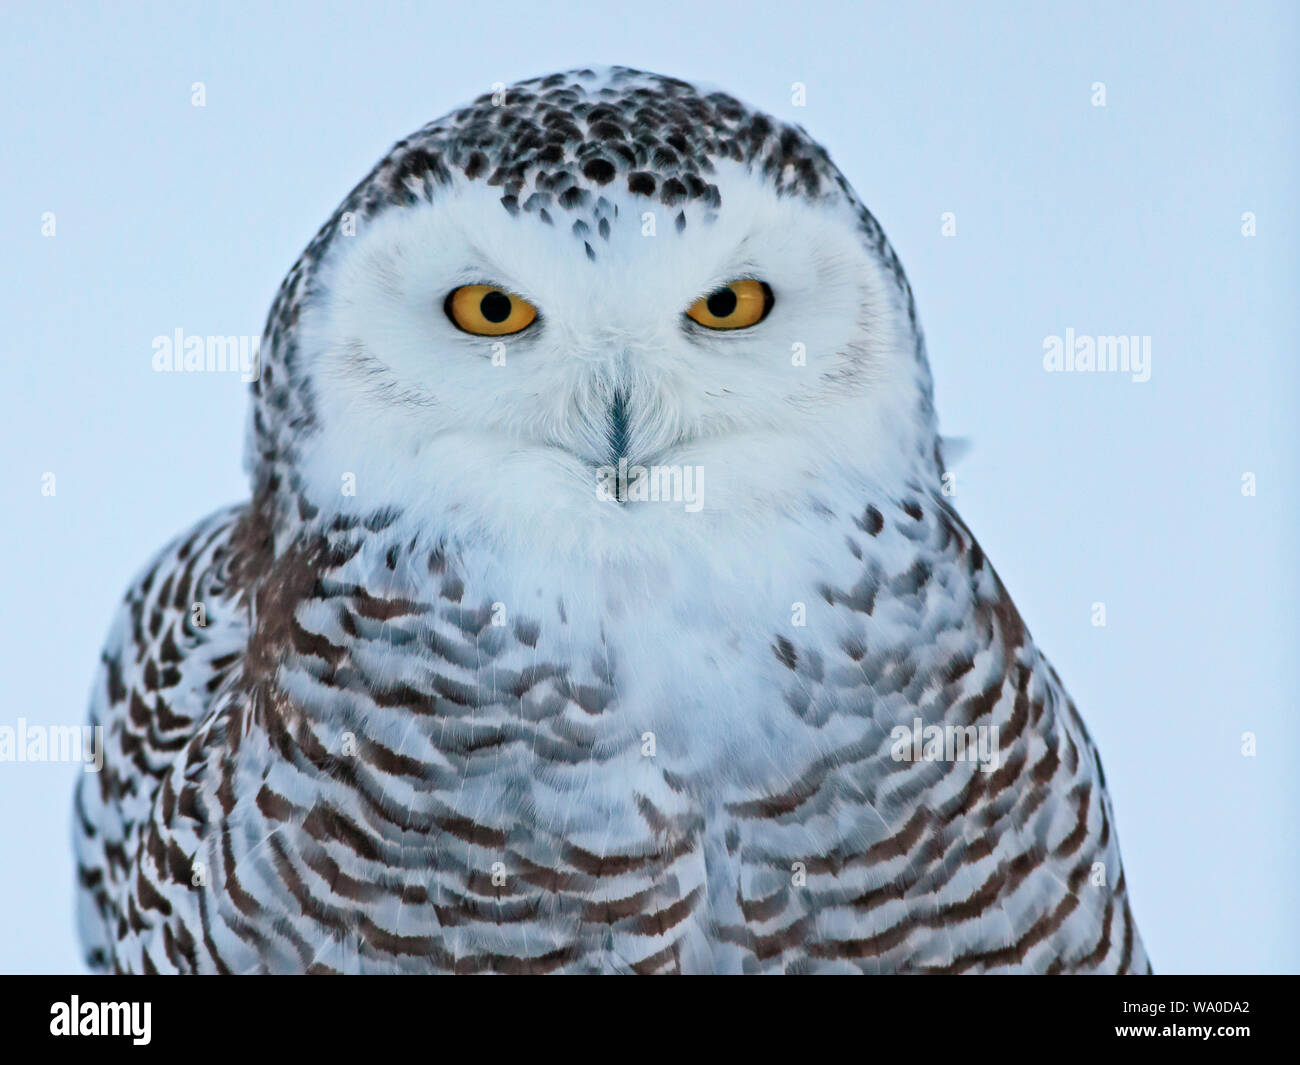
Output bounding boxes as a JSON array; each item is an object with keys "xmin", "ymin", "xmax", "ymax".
[{"xmin": 606, "ymin": 389, "xmax": 630, "ymax": 468}]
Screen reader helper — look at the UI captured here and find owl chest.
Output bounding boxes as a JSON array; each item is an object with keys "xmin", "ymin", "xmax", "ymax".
[{"xmin": 221, "ymin": 541, "xmax": 884, "ymax": 970}]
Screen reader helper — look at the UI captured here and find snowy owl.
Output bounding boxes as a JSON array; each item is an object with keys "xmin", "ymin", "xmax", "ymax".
[{"xmin": 75, "ymin": 66, "xmax": 1148, "ymax": 974}]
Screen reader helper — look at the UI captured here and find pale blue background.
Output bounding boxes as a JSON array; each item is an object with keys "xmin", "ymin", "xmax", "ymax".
[{"xmin": 1, "ymin": 0, "xmax": 1295, "ymax": 973}]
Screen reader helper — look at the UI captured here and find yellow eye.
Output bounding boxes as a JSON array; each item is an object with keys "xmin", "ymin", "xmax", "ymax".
[
  {"xmin": 685, "ymin": 280, "xmax": 772, "ymax": 330},
  {"xmin": 445, "ymin": 285, "xmax": 538, "ymax": 336}
]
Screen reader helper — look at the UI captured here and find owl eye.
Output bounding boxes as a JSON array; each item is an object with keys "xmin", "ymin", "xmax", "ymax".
[
  {"xmin": 445, "ymin": 285, "xmax": 538, "ymax": 336},
  {"xmin": 685, "ymin": 280, "xmax": 773, "ymax": 330}
]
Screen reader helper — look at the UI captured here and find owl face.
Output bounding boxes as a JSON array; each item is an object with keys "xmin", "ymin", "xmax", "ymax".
[{"xmin": 271, "ymin": 72, "xmax": 936, "ymax": 563}]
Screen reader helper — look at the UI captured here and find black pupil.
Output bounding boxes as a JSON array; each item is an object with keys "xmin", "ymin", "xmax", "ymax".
[
  {"xmin": 480, "ymin": 291, "xmax": 512, "ymax": 323},
  {"xmin": 706, "ymin": 287, "xmax": 737, "ymax": 318}
]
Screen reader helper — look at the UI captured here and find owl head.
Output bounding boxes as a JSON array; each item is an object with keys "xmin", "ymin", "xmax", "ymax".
[{"xmin": 248, "ymin": 67, "xmax": 939, "ymax": 564}]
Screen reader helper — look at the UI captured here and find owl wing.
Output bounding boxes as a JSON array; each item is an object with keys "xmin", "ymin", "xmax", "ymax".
[
  {"xmin": 73, "ymin": 504, "xmax": 264, "ymax": 971},
  {"xmin": 720, "ymin": 492, "xmax": 1150, "ymax": 973}
]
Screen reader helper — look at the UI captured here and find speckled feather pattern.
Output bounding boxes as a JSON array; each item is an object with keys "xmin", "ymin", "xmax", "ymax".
[{"xmin": 75, "ymin": 67, "xmax": 1147, "ymax": 974}]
